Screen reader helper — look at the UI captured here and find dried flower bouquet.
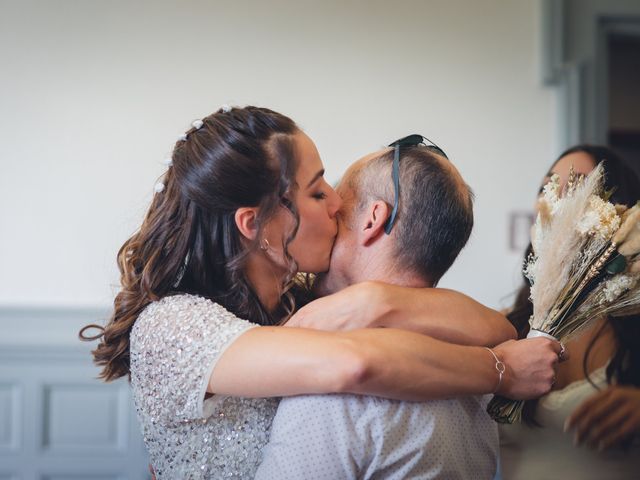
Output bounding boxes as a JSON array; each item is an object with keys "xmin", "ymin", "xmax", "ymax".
[{"xmin": 488, "ymin": 163, "xmax": 640, "ymax": 423}]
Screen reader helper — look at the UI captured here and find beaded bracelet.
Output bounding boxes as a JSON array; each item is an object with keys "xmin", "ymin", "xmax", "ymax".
[{"xmin": 484, "ymin": 347, "xmax": 506, "ymax": 394}]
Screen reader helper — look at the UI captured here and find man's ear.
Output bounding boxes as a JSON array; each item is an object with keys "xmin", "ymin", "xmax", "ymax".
[
  {"xmin": 360, "ymin": 200, "xmax": 391, "ymax": 245},
  {"xmin": 234, "ymin": 207, "xmax": 259, "ymax": 240}
]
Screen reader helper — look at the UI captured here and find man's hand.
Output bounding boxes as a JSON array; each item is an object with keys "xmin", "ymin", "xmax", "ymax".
[
  {"xmin": 565, "ymin": 385, "xmax": 640, "ymax": 451},
  {"xmin": 494, "ymin": 338, "xmax": 565, "ymax": 400},
  {"xmin": 286, "ymin": 282, "xmax": 386, "ymax": 331}
]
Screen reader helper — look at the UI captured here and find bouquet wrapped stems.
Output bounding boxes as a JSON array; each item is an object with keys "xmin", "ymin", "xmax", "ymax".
[{"xmin": 487, "ymin": 330, "xmax": 557, "ymax": 424}]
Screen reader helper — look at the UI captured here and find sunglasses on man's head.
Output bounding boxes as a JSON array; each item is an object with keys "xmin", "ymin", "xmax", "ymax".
[{"xmin": 384, "ymin": 134, "xmax": 448, "ymax": 234}]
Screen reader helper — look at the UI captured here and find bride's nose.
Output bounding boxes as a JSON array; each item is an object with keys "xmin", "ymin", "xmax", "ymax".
[{"xmin": 327, "ymin": 189, "xmax": 342, "ymax": 219}]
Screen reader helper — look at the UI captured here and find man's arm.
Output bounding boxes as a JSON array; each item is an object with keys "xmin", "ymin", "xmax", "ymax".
[{"xmin": 288, "ymin": 282, "xmax": 516, "ymax": 346}]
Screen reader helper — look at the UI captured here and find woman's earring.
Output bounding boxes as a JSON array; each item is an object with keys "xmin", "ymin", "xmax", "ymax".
[{"xmin": 260, "ymin": 238, "xmax": 270, "ymax": 251}]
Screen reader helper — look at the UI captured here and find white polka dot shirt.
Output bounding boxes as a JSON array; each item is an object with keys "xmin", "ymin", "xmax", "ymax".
[{"xmin": 255, "ymin": 393, "xmax": 498, "ymax": 479}]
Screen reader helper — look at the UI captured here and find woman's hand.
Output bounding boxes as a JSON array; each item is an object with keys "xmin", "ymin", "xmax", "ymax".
[
  {"xmin": 565, "ymin": 385, "xmax": 640, "ymax": 451},
  {"xmin": 286, "ymin": 281, "xmax": 387, "ymax": 331},
  {"xmin": 494, "ymin": 338, "xmax": 564, "ymax": 400}
]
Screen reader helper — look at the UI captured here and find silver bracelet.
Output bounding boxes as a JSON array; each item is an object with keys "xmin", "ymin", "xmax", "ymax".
[{"xmin": 484, "ymin": 347, "xmax": 506, "ymax": 394}]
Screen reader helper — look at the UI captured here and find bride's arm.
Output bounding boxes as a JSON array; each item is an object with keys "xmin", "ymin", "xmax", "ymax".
[
  {"xmin": 209, "ymin": 326, "xmax": 559, "ymax": 401},
  {"xmin": 287, "ymin": 281, "xmax": 516, "ymax": 346}
]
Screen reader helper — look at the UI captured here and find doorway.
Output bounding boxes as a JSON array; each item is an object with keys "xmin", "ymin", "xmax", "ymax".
[{"xmin": 607, "ymin": 32, "xmax": 640, "ymax": 179}]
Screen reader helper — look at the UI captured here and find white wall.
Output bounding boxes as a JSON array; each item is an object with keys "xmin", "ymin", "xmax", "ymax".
[{"xmin": 0, "ymin": 0, "xmax": 558, "ymax": 310}]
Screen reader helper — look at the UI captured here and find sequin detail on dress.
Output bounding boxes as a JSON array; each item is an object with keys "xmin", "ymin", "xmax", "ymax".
[{"xmin": 130, "ymin": 294, "xmax": 279, "ymax": 479}]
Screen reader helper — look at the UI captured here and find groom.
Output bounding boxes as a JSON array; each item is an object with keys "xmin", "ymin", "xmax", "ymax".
[{"xmin": 255, "ymin": 137, "xmax": 502, "ymax": 479}]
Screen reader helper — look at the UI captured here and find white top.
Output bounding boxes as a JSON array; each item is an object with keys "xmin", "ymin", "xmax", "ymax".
[
  {"xmin": 130, "ymin": 294, "xmax": 279, "ymax": 479},
  {"xmin": 255, "ymin": 393, "xmax": 498, "ymax": 479},
  {"xmin": 499, "ymin": 366, "xmax": 640, "ymax": 479}
]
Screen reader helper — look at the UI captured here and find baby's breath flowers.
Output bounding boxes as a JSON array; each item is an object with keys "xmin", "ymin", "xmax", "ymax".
[
  {"xmin": 600, "ymin": 275, "xmax": 637, "ymax": 304},
  {"xmin": 541, "ymin": 174, "xmax": 561, "ymax": 211},
  {"xmin": 576, "ymin": 196, "xmax": 620, "ymax": 240}
]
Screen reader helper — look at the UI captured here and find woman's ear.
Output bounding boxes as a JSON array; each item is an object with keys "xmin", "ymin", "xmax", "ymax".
[
  {"xmin": 360, "ymin": 200, "xmax": 391, "ymax": 245},
  {"xmin": 234, "ymin": 207, "xmax": 259, "ymax": 240}
]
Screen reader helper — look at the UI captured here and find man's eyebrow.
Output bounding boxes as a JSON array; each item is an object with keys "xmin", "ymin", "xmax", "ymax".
[{"xmin": 306, "ymin": 169, "xmax": 325, "ymax": 188}]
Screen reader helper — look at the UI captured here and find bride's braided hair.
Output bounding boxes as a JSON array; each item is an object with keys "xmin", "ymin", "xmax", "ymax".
[{"xmin": 80, "ymin": 106, "xmax": 300, "ymax": 381}]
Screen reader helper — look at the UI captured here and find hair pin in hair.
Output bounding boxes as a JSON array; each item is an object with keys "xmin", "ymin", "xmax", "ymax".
[
  {"xmin": 221, "ymin": 104, "xmax": 232, "ymax": 113},
  {"xmin": 154, "ymin": 181, "xmax": 165, "ymax": 193},
  {"xmin": 191, "ymin": 119, "xmax": 204, "ymax": 130},
  {"xmin": 163, "ymin": 157, "xmax": 173, "ymax": 167},
  {"xmin": 177, "ymin": 133, "xmax": 187, "ymax": 142}
]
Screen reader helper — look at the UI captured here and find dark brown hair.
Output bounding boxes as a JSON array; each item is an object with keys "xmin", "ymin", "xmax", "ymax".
[
  {"xmin": 80, "ymin": 106, "xmax": 301, "ymax": 381},
  {"xmin": 508, "ymin": 144, "xmax": 640, "ymax": 426}
]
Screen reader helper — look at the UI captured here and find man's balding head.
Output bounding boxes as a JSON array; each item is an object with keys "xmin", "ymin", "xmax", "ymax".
[{"xmin": 339, "ymin": 146, "xmax": 474, "ymax": 285}]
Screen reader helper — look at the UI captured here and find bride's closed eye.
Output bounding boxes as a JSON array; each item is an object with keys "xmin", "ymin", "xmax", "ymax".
[{"xmin": 312, "ymin": 192, "xmax": 328, "ymax": 200}]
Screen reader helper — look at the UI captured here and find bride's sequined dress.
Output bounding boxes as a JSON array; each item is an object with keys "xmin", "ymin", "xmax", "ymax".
[{"xmin": 130, "ymin": 294, "xmax": 279, "ymax": 479}]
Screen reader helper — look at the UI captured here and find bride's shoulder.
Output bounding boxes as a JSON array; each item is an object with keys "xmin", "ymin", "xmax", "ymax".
[
  {"xmin": 133, "ymin": 294, "xmax": 243, "ymax": 338},
  {"xmin": 142, "ymin": 293, "xmax": 220, "ymax": 314}
]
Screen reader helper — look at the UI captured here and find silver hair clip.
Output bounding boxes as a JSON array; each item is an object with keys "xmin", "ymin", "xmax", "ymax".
[
  {"xmin": 177, "ymin": 133, "xmax": 187, "ymax": 142},
  {"xmin": 221, "ymin": 104, "xmax": 232, "ymax": 113},
  {"xmin": 154, "ymin": 181, "xmax": 165, "ymax": 193}
]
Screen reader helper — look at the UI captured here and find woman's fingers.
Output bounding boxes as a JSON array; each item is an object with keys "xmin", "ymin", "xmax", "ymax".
[
  {"xmin": 582, "ymin": 405, "xmax": 628, "ymax": 448},
  {"xmin": 572, "ymin": 391, "xmax": 615, "ymax": 442},
  {"xmin": 568, "ymin": 385, "xmax": 640, "ymax": 451},
  {"xmin": 565, "ymin": 388, "xmax": 611, "ymax": 431},
  {"xmin": 572, "ymin": 389, "xmax": 620, "ymax": 445},
  {"xmin": 597, "ymin": 414, "xmax": 638, "ymax": 451}
]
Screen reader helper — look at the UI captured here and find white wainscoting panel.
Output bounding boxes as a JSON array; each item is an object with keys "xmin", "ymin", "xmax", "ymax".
[
  {"xmin": 0, "ymin": 382, "xmax": 21, "ymax": 453},
  {"xmin": 0, "ymin": 307, "xmax": 150, "ymax": 480}
]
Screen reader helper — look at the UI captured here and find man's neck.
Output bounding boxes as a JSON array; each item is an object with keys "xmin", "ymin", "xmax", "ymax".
[{"xmin": 355, "ymin": 258, "xmax": 432, "ymax": 288}]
